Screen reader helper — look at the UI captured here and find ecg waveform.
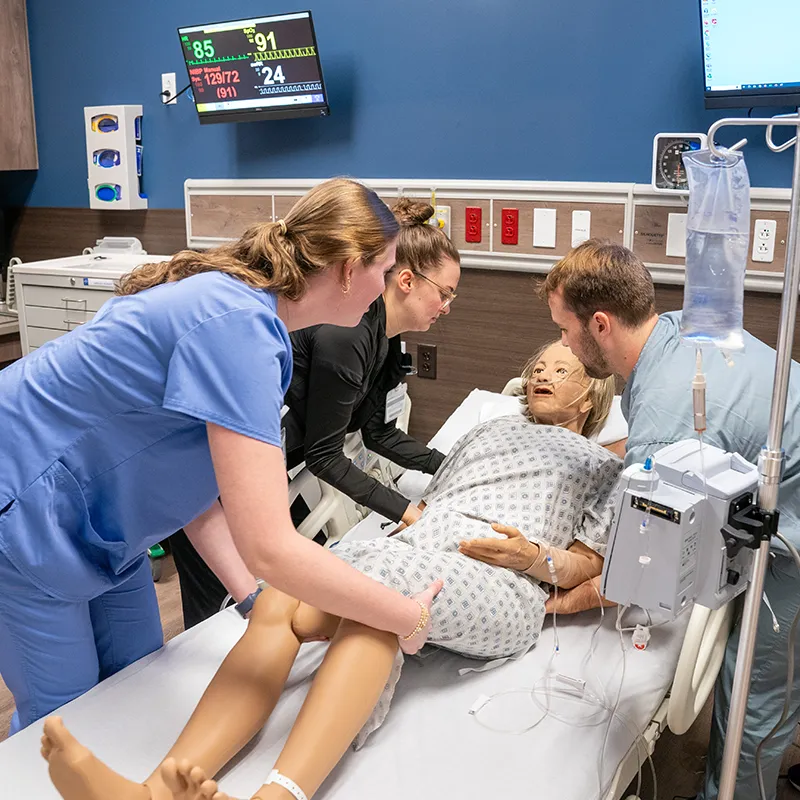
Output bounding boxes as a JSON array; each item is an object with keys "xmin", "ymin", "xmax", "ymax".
[
  {"xmin": 257, "ymin": 81, "xmax": 323, "ymax": 96},
  {"xmin": 186, "ymin": 46, "xmax": 317, "ymax": 67}
]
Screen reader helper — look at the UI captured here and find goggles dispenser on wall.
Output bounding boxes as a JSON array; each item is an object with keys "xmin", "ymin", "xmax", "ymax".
[{"xmin": 83, "ymin": 104, "xmax": 147, "ymax": 210}]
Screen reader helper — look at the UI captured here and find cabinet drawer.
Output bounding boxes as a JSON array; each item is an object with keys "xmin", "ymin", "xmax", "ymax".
[
  {"xmin": 25, "ymin": 306, "xmax": 95, "ymax": 331},
  {"xmin": 23, "ymin": 284, "xmax": 113, "ymax": 312},
  {"xmin": 27, "ymin": 327, "xmax": 67, "ymax": 348}
]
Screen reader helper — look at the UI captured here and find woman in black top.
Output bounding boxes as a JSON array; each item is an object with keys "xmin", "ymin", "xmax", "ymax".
[{"xmin": 173, "ymin": 199, "xmax": 461, "ymax": 626}]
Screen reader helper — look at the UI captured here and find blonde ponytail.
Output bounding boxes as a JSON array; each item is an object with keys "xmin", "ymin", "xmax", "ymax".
[{"xmin": 117, "ymin": 178, "xmax": 399, "ymax": 298}]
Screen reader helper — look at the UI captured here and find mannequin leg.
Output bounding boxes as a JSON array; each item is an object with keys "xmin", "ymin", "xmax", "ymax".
[
  {"xmin": 251, "ymin": 617, "xmax": 398, "ymax": 800},
  {"xmin": 145, "ymin": 609, "xmax": 399, "ymax": 800},
  {"xmin": 42, "ymin": 589, "xmax": 339, "ymax": 800}
]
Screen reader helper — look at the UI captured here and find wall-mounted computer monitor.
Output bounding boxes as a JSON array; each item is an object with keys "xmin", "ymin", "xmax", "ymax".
[
  {"xmin": 178, "ymin": 11, "xmax": 329, "ymax": 124},
  {"xmin": 700, "ymin": 0, "xmax": 800, "ymax": 109}
]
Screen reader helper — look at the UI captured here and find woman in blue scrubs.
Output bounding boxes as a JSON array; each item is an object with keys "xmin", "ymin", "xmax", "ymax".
[{"xmin": 0, "ymin": 178, "xmax": 439, "ymax": 735}]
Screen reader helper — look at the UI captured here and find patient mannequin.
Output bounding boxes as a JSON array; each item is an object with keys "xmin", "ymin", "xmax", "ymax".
[{"xmin": 41, "ymin": 342, "xmax": 622, "ymax": 800}]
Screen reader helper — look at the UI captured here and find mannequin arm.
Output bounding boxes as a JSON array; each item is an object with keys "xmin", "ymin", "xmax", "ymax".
[
  {"xmin": 545, "ymin": 574, "xmax": 615, "ymax": 614},
  {"xmin": 522, "ymin": 539, "xmax": 604, "ymax": 589},
  {"xmin": 604, "ymin": 438, "xmax": 627, "ymax": 459},
  {"xmin": 459, "ymin": 524, "xmax": 603, "ymax": 590}
]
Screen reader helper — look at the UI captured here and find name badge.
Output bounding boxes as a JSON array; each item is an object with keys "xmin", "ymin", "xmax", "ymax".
[
  {"xmin": 385, "ymin": 383, "xmax": 407, "ymax": 424},
  {"xmin": 280, "ymin": 405, "xmax": 289, "ymax": 465}
]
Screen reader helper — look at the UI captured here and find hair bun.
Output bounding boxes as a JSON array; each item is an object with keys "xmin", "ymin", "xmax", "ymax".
[{"xmin": 392, "ymin": 197, "xmax": 435, "ymax": 227}]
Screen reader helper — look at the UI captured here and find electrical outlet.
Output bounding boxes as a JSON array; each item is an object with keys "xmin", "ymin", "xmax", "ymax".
[
  {"xmin": 465, "ymin": 206, "xmax": 482, "ymax": 243},
  {"xmin": 161, "ymin": 72, "xmax": 177, "ymax": 105},
  {"xmin": 752, "ymin": 219, "xmax": 777, "ymax": 263},
  {"xmin": 428, "ymin": 206, "xmax": 451, "ymax": 238},
  {"xmin": 501, "ymin": 208, "xmax": 519, "ymax": 245},
  {"xmin": 417, "ymin": 343, "xmax": 437, "ymax": 379}
]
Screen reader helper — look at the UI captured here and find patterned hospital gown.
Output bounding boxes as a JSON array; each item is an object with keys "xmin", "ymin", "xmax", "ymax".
[{"xmin": 333, "ymin": 416, "xmax": 623, "ymax": 746}]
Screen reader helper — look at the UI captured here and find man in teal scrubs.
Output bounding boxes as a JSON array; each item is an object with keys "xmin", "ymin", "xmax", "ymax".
[{"xmin": 540, "ymin": 239, "xmax": 800, "ymax": 800}]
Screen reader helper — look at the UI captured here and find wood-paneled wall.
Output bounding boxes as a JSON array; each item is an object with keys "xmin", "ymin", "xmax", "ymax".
[
  {"xmin": 9, "ymin": 207, "xmax": 186, "ymax": 263},
  {"xmin": 0, "ymin": 0, "xmax": 37, "ymax": 171},
  {"xmin": 9, "ymin": 208, "xmax": 800, "ymax": 445},
  {"xmin": 402, "ymin": 271, "xmax": 800, "ymax": 443}
]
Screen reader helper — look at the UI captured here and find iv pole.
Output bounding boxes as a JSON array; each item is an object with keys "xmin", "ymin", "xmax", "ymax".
[{"xmin": 707, "ymin": 111, "xmax": 800, "ymax": 800}]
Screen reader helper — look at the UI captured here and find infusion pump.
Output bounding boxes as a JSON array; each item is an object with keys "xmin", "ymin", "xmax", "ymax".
[{"xmin": 601, "ymin": 439, "xmax": 758, "ymax": 620}]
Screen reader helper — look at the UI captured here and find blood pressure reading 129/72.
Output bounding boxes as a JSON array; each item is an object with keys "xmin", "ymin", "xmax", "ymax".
[{"xmin": 178, "ymin": 12, "xmax": 326, "ymax": 116}]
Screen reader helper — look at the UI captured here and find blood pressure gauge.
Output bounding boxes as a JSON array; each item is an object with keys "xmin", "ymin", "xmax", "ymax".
[{"xmin": 651, "ymin": 133, "xmax": 708, "ymax": 193}]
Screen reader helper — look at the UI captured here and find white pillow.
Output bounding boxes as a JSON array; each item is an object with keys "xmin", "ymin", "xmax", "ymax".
[
  {"xmin": 478, "ymin": 394, "xmax": 628, "ymax": 446},
  {"xmin": 478, "ymin": 395, "xmax": 523, "ymax": 424},
  {"xmin": 595, "ymin": 396, "xmax": 627, "ymax": 445}
]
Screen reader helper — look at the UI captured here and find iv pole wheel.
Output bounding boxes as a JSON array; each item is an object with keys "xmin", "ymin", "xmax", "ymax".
[{"xmin": 667, "ymin": 602, "xmax": 734, "ymax": 735}]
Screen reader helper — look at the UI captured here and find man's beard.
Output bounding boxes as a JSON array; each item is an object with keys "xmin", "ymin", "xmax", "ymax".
[{"xmin": 579, "ymin": 327, "xmax": 613, "ymax": 379}]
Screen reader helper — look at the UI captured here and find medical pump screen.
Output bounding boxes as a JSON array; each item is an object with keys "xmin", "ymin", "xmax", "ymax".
[
  {"xmin": 701, "ymin": 0, "xmax": 800, "ymax": 108},
  {"xmin": 178, "ymin": 11, "xmax": 329, "ymax": 124}
]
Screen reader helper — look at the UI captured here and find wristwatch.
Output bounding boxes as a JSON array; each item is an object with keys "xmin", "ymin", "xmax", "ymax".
[{"xmin": 235, "ymin": 586, "xmax": 263, "ymax": 618}]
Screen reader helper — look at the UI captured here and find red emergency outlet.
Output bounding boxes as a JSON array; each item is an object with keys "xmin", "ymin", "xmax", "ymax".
[
  {"xmin": 465, "ymin": 206, "xmax": 482, "ymax": 243},
  {"xmin": 501, "ymin": 208, "xmax": 519, "ymax": 245}
]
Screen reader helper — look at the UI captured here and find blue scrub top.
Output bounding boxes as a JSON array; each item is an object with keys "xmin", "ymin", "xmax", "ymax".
[
  {"xmin": 0, "ymin": 271, "xmax": 292, "ymax": 600},
  {"xmin": 622, "ymin": 311, "xmax": 800, "ymax": 553}
]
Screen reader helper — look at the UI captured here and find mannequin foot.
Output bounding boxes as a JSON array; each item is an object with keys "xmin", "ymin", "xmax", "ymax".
[
  {"xmin": 41, "ymin": 716, "xmax": 153, "ymax": 800},
  {"xmin": 161, "ymin": 758, "xmax": 239, "ymax": 800}
]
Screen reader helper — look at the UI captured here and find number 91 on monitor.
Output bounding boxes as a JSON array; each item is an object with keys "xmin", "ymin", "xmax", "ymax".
[{"xmin": 178, "ymin": 10, "xmax": 330, "ymax": 124}]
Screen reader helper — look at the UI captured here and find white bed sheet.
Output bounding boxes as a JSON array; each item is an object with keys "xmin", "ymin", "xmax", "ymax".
[{"xmin": 0, "ymin": 389, "xmax": 686, "ymax": 800}]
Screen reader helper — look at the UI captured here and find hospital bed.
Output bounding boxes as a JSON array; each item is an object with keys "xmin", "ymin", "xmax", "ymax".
[
  {"xmin": 0, "ymin": 389, "xmax": 732, "ymax": 800},
  {"xmin": 287, "ymin": 393, "xmax": 414, "ymax": 547}
]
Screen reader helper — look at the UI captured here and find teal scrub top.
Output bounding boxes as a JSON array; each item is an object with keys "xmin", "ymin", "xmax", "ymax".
[
  {"xmin": 622, "ymin": 311, "xmax": 800, "ymax": 553},
  {"xmin": 0, "ymin": 271, "xmax": 292, "ymax": 600}
]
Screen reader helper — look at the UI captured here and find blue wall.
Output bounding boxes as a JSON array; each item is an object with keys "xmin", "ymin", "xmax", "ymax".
[{"xmin": 23, "ymin": 0, "xmax": 797, "ymax": 208}]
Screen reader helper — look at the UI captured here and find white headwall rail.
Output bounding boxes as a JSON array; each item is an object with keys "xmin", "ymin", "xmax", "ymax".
[{"xmin": 184, "ymin": 178, "xmax": 793, "ymax": 293}]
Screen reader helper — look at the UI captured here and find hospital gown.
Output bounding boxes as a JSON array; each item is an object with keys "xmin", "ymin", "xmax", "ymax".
[{"xmin": 332, "ymin": 415, "xmax": 623, "ymax": 745}]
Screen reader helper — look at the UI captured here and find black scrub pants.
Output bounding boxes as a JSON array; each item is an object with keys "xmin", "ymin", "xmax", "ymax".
[{"xmin": 171, "ymin": 494, "xmax": 314, "ymax": 629}]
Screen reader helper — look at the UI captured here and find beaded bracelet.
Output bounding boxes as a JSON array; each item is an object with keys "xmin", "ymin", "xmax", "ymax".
[{"xmin": 400, "ymin": 602, "xmax": 430, "ymax": 641}]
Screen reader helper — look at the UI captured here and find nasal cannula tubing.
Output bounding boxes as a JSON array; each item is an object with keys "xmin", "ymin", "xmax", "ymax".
[{"xmin": 529, "ymin": 372, "xmax": 593, "ymax": 431}]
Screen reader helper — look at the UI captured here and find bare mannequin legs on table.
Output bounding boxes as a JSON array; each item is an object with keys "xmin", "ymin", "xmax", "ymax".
[{"xmin": 42, "ymin": 587, "xmax": 399, "ymax": 800}]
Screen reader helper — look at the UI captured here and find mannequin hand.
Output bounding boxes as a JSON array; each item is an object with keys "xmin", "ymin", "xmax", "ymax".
[
  {"xmin": 545, "ymin": 576, "xmax": 612, "ymax": 615},
  {"xmin": 398, "ymin": 579, "xmax": 443, "ymax": 655},
  {"xmin": 401, "ymin": 502, "xmax": 423, "ymax": 527},
  {"xmin": 389, "ymin": 502, "xmax": 424, "ymax": 537},
  {"xmin": 458, "ymin": 523, "xmax": 538, "ymax": 571}
]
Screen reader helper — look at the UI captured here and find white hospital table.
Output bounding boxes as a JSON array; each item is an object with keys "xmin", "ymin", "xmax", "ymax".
[{"xmin": 0, "ymin": 389, "xmax": 695, "ymax": 800}]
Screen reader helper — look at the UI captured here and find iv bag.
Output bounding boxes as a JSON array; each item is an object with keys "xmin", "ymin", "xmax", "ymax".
[{"xmin": 680, "ymin": 148, "xmax": 751, "ymax": 351}]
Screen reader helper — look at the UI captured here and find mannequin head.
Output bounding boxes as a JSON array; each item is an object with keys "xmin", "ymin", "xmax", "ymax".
[{"xmin": 520, "ymin": 341, "xmax": 615, "ymax": 438}]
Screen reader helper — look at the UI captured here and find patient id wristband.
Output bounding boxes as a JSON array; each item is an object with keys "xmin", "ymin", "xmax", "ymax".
[
  {"xmin": 235, "ymin": 586, "xmax": 263, "ymax": 618},
  {"xmin": 265, "ymin": 769, "xmax": 308, "ymax": 800}
]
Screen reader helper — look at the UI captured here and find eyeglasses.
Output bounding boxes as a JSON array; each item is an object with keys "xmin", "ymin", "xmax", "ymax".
[{"xmin": 412, "ymin": 271, "xmax": 458, "ymax": 309}]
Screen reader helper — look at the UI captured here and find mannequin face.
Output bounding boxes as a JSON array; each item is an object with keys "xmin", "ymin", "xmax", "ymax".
[
  {"xmin": 390, "ymin": 257, "xmax": 461, "ymax": 333},
  {"xmin": 525, "ymin": 343, "xmax": 593, "ymax": 432},
  {"xmin": 331, "ymin": 241, "xmax": 398, "ymax": 327}
]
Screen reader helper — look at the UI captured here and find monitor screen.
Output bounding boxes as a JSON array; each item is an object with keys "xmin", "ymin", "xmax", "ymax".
[
  {"xmin": 178, "ymin": 11, "xmax": 329, "ymax": 124},
  {"xmin": 701, "ymin": 0, "xmax": 800, "ymax": 109}
]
